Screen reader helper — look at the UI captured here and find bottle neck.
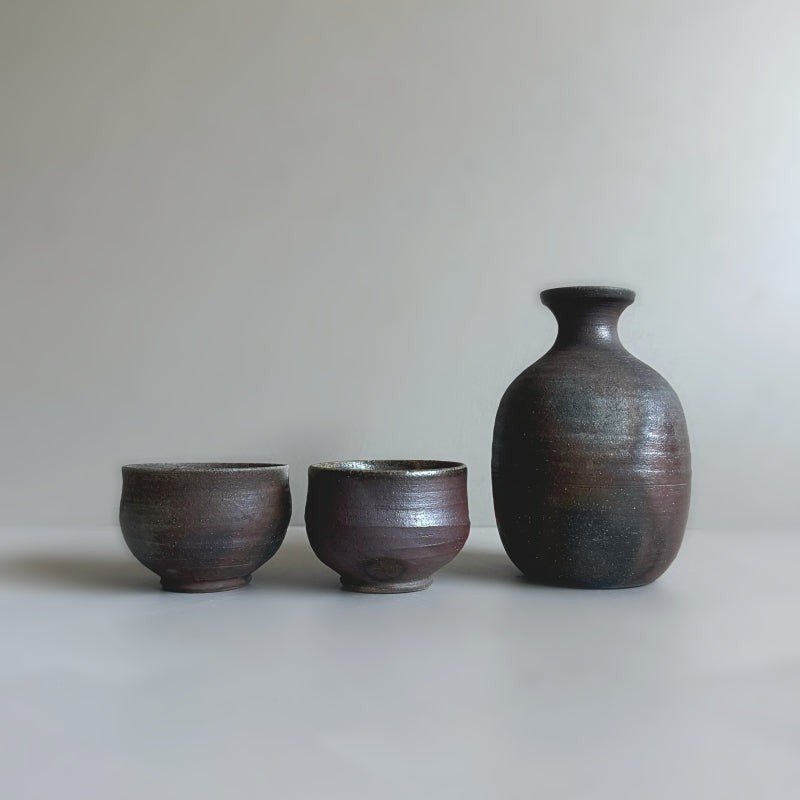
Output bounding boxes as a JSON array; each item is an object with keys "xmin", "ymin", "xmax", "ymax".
[
  {"xmin": 552, "ymin": 302, "xmax": 624, "ymax": 347},
  {"xmin": 540, "ymin": 287, "xmax": 634, "ymax": 349}
]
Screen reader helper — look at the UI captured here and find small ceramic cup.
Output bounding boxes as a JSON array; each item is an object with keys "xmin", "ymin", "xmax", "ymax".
[
  {"xmin": 305, "ymin": 460, "xmax": 470, "ymax": 593},
  {"xmin": 119, "ymin": 463, "xmax": 291, "ymax": 592}
]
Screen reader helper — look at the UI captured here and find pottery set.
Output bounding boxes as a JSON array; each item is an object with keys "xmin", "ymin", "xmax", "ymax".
[{"xmin": 118, "ymin": 287, "xmax": 691, "ymax": 593}]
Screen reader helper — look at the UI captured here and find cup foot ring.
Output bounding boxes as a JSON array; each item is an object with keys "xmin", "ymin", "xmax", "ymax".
[
  {"xmin": 160, "ymin": 575, "xmax": 251, "ymax": 593},
  {"xmin": 340, "ymin": 577, "xmax": 433, "ymax": 594}
]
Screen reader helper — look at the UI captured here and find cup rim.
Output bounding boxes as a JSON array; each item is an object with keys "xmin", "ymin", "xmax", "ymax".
[
  {"xmin": 122, "ymin": 462, "xmax": 288, "ymax": 474},
  {"xmin": 309, "ymin": 460, "xmax": 466, "ymax": 477}
]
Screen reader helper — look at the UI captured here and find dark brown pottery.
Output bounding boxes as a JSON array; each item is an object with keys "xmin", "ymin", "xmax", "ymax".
[
  {"xmin": 305, "ymin": 461, "xmax": 470, "ymax": 593},
  {"xmin": 119, "ymin": 463, "xmax": 291, "ymax": 592},
  {"xmin": 492, "ymin": 286, "xmax": 691, "ymax": 588}
]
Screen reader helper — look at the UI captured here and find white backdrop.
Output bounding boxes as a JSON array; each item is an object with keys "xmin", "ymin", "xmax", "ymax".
[{"xmin": 1, "ymin": 1, "xmax": 798, "ymax": 530}]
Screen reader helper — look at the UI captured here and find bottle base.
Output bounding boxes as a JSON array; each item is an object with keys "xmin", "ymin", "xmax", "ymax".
[{"xmin": 518, "ymin": 572, "xmax": 660, "ymax": 590}]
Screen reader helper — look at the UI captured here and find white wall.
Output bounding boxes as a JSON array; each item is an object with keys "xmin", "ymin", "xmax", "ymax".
[{"xmin": 1, "ymin": 1, "xmax": 798, "ymax": 530}]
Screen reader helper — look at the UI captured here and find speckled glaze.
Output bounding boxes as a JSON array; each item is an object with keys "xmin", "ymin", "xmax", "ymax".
[
  {"xmin": 305, "ymin": 461, "xmax": 470, "ymax": 593},
  {"xmin": 492, "ymin": 287, "xmax": 691, "ymax": 588},
  {"xmin": 119, "ymin": 463, "xmax": 291, "ymax": 592}
]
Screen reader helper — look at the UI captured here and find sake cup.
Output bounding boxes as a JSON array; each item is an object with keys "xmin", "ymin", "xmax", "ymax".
[
  {"xmin": 119, "ymin": 463, "xmax": 291, "ymax": 592},
  {"xmin": 305, "ymin": 460, "xmax": 470, "ymax": 593}
]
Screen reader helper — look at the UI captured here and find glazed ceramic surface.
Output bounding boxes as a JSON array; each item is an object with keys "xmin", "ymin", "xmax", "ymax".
[
  {"xmin": 492, "ymin": 286, "xmax": 691, "ymax": 588},
  {"xmin": 119, "ymin": 463, "xmax": 291, "ymax": 592},
  {"xmin": 305, "ymin": 460, "xmax": 470, "ymax": 593}
]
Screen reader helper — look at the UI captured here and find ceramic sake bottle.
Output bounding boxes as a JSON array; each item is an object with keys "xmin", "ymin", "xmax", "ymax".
[{"xmin": 491, "ymin": 286, "xmax": 691, "ymax": 588}]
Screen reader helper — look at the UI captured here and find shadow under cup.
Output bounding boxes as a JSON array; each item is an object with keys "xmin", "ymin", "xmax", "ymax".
[
  {"xmin": 119, "ymin": 463, "xmax": 291, "ymax": 592},
  {"xmin": 304, "ymin": 460, "xmax": 470, "ymax": 593}
]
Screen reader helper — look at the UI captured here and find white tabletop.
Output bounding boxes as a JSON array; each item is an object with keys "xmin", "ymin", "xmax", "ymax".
[{"xmin": 1, "ymin": 525, "xmax": 798, "ymax": 799}]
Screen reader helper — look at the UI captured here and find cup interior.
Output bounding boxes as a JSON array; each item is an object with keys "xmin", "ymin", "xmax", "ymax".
[
  {"xmin": 122, "ymin": 462, "xmax": 287, "ymax": 473},
  {"xmin": 309, "ymin": 460, "xmax": 465, "ymax": 476}
]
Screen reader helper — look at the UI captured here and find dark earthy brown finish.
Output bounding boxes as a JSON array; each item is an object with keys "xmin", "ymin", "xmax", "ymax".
[
  {"xmin": 492, "ymin": 286, "xmax": 691, "ymax": 588},
  {"xmin": 305, "ymin": 461, "xmax": 470, "ymax": 593},
  {"xmin": 119, "ymin": 463, "xmax": 291, "ymax": 592}
]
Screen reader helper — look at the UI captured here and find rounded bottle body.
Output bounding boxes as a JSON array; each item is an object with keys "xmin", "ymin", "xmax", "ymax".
[{"xmin": 492, "ymin": 287, "xmax": 691, "ymax": 588}]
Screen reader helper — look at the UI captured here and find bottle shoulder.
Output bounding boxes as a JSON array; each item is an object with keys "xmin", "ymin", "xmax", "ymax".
[
  {"xmin": 498, "ymin": 344, "xmax": 685, "ymax": 418},
  {"xmin": 493, "ymin": 345, "xmax": 691, "ymax": 482}
]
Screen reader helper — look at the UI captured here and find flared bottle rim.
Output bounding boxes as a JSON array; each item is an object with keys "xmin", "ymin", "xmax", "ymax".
[{"xmin": 540, "ymin": 286, "xmax": 635, "ymax": 305}]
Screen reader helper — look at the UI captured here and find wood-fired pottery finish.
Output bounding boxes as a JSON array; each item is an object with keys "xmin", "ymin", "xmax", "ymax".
[
  {"xmin": 305, "ymin": 461, "xmax": 470, "ymax": 593},
  {"xmin": 119, "ymin": 463, "xmax": 291, "ymax": 592},
  {"xmin": 492, "ymin": 287, "xmax": 691, "ymax": 588}
]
